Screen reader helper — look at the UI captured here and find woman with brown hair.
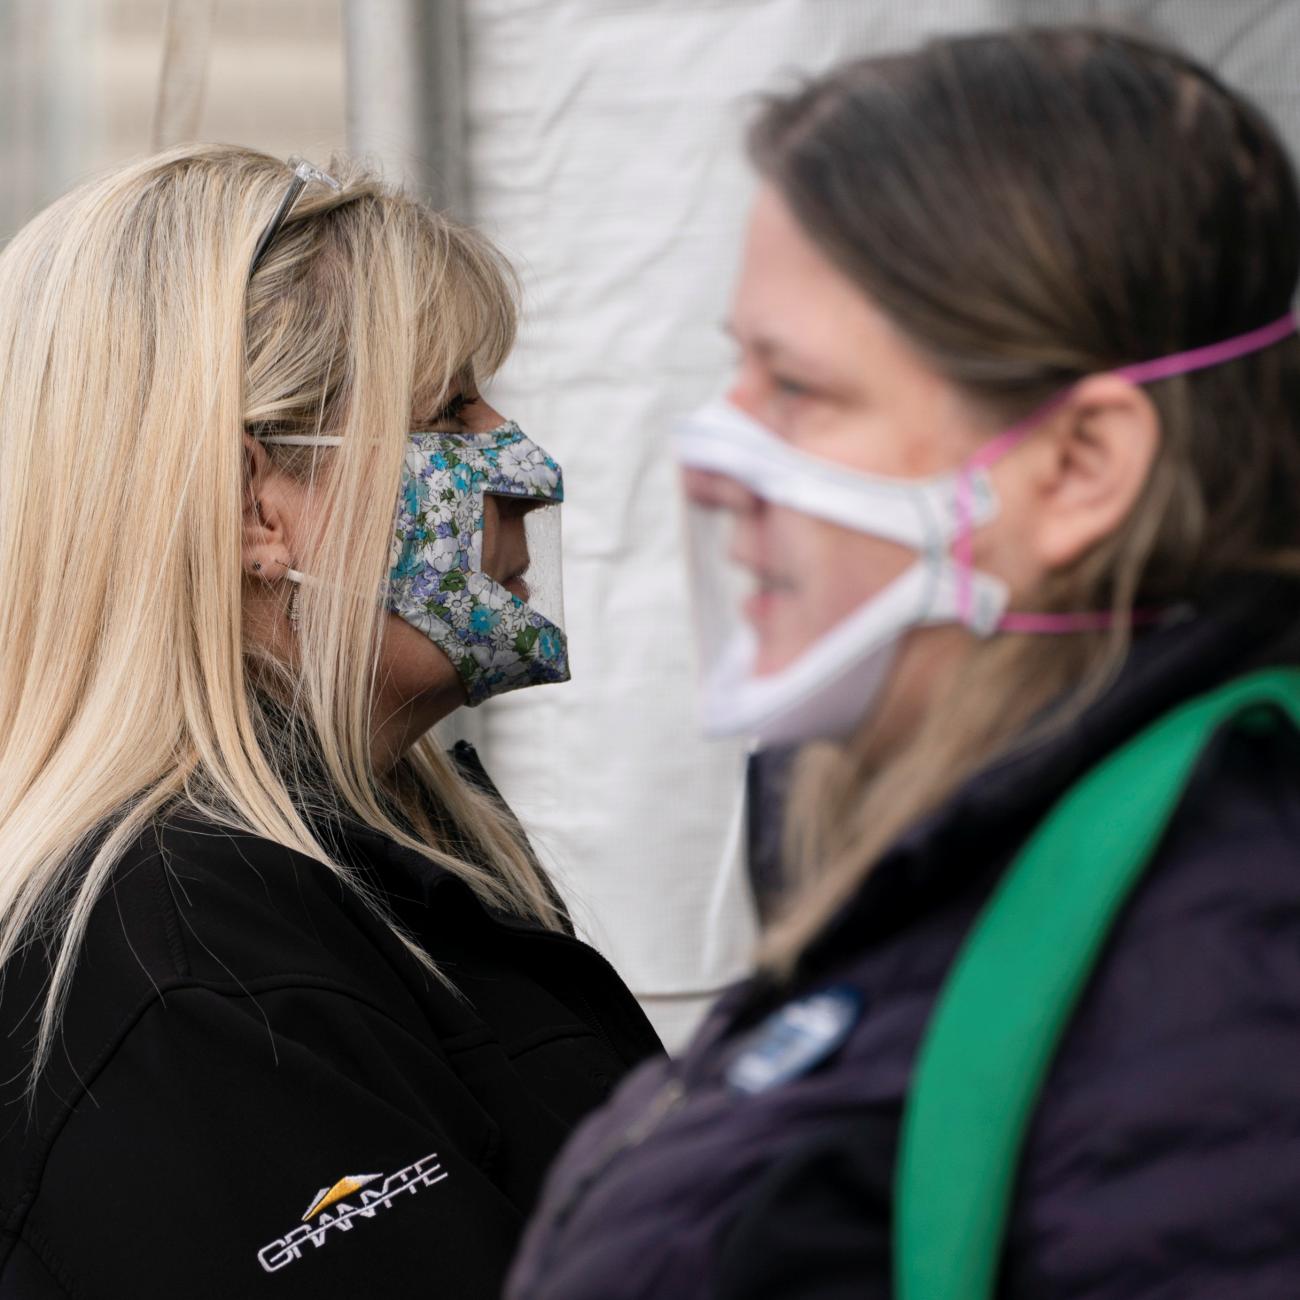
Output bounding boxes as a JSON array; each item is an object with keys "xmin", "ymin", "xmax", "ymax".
[{"xmin": 509, "ymin": 25, "xmax": 1300, "ymax": 1298}]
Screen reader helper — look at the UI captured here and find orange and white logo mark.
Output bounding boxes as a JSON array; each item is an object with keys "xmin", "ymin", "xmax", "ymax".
[
  {"xmin": 257, "ymin": 1152, "xmax": 448, "ymax": 1274},
  {"xmin": 302, "ymin": 1173, "xmax": 382, "ymax": 1222}
]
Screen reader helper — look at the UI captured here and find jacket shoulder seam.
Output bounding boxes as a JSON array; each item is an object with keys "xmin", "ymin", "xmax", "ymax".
[
  {"xmin": 148, "ymin": 828, "xmax": 191, "ymax": 977},
  {"xmin": 0, "ymin": 1221, "xmax": 79, "ymax": 1297}
]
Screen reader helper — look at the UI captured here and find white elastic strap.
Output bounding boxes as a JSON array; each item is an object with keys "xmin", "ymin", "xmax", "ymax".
[{"xmin": 258, "ymin": 435, "xmax": 345, "ymax": 447}]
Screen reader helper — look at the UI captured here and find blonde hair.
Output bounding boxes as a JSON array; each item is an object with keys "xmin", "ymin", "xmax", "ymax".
[
  {"xmin": 0, "ymin": 143, "xmax": 562, "ymax": 1085},
  {"xmin": 749, "ymin": 28, "xmax": 1300, "ymax": 967}
]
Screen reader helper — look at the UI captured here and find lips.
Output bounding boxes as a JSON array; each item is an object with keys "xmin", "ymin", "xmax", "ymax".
[
  {"xmin": 741, "ymin": 571, "xmax": 798, "ymax": 628},
  {"xmin": 492, "ymin": 538, "xmax": 531, "ymax": 599},
  {"xmin": 743, "ymin": 587, "xmax": 789, "ymax": 627},
  {"xmin": 752, "ymin": 570, "xmax": 798, "ymax": 597}
]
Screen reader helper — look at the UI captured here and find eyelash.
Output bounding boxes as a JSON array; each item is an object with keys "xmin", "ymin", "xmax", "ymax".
[
  {"xmin": 433, "ymin": 393, "xmax": 469, "ymax": 424},
  {"xmin": 773, "ymin": 374, "xmax": 811, "ymax": 399}
]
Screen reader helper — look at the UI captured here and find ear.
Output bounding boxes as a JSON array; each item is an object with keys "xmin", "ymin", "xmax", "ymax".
[
  {"xmin": 241, "ymin": 434, "xmax": 294, "ymax": 579},
  {"xmin": 1020, "ymin": 374, "xmax": 1161, "ymax": 573}
]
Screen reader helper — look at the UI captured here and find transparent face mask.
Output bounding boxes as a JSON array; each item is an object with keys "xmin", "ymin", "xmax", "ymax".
[
  {"xmin": 679, "ymin": 466, "xmax": 771, "ymax": 683},
  {"xmin": 680, "ymin": 454, "xmax": 956, "ymax": 743},
  {"xmin": 481, "ymin": 491, "xmax": 566, "ymax": 630},
  {"xmin": 675, "ymin": 399, "xmax": 1007, "ymax": 744},
  {"xmin": 677, "ymin": 308, "xmax": 1300, "ymax": 745}
]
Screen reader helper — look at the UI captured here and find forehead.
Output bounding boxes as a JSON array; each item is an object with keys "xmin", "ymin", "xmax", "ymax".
[{"xmin": 730, "ymin": 185, "xmax": 906, "ymax": 372}]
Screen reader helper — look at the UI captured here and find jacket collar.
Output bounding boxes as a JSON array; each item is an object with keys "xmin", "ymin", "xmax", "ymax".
[{"xmin": 324, "ymin": 742, "xmax": 568, "ymax": 937}]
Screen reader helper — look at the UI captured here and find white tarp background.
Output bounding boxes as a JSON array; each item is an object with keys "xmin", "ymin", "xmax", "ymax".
[
  {"xmin": 453, "ymin": 0, "xmax": 1008, "ymax": 1049},
  {"xmin": 450, "ymin": 0, "xmax": 1300, "ymax": 1050},
  {"xmin": 0, "ymin": 0, "xmax": 1296, "ymax": 1052}
]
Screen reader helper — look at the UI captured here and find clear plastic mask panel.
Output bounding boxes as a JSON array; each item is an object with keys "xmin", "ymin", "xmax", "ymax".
[
  {"xmin": 510, "ymin": 497, "xmax": 565, "ymax": 630},
  {"xmin": 675, "ymin": 399, "xmax": 972, "ymax": 743},
  {"xmin": 681, "ymin": 466, "xmax": 763, "ymax": 689}
]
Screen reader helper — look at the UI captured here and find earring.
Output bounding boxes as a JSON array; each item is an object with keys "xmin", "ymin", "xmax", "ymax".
[
  {"xmin": 252, "ymin": 561, "xmax": 263, "ymax": 573},
  {"xmin": 286, "ymin": 559, "xmax": 300, "ymax": 627}
]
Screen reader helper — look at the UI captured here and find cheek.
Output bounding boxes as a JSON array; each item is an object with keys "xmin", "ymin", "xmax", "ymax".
[{"xmin": 751, "ymin": 508, "xmax": 914, "ymax": 675}]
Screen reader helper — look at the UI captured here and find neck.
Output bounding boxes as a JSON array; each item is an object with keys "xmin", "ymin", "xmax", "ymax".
[{"xmin": 369, "ymin": 677, "xmax": 468, "ymax": 773}]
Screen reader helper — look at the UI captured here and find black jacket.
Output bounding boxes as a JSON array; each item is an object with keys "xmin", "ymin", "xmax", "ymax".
[
  {"xmin": 0, "ymin": 745, "xmax": 661, "ymax": 1299},
  {"xmin": 509, "ymin": 575, "xmax": 1300, "ymax": 1298}
]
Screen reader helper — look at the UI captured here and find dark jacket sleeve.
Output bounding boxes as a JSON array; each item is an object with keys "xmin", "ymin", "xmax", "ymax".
[
  {"xmin": 9, "ymin": 984, "xmax": 529, "ymax": 1300},
  {"xmin": 1002, "ymin": 1017, "xmax": 1300, "ymax": 1298},
  {"xmin": 711, "ymin": 1116, "xmax": 897, "ymax": 1300}
]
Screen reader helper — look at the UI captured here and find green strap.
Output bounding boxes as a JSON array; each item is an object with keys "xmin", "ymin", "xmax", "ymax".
[{"xmin": 895, "ymin": 667, "xmax": 1300, "ymax": 1300}]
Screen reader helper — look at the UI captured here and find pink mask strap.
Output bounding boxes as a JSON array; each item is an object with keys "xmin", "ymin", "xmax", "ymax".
[
  {"xmin": 953, "ymin": 393, "xmax": 1070, "ymax": 625},
  {"xmin": 1115, "ymin": 311, "xmax": 1298, "ymax": 384},
  {"xmin": 953, "ymin": 310, "xmax": 1298, "ymax": 630},
  {"xmin": 999, "ymin": 607, "xmax": 1172, "ymax": 634}
]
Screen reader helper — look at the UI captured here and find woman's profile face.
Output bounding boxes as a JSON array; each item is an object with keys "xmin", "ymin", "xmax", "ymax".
[
  {"xmin": 374, "ymin": 393, "xmax": 536, "ymax": 744},
  {"xmin": 712, "ymin": 185, "xmax": 992, "ymax": 680},
  {"xmin": 247, "ymin": 391, "xmax": 538, "ymax": 767},
  {"xmin": 678, "ymin": 182, "xmax": 1028, "ymax": 754}
]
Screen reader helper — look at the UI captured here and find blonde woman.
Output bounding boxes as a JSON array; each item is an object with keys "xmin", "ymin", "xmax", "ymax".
[
  {"xmin": 510, "ymin": 27, "xmax": 1300, "ymax": 1300},
  {"xmin": 0, "ymin": 146, "xmax": 659, "ymax": 1299}
]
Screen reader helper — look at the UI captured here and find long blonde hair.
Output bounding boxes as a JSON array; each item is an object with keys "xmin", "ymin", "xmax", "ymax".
[
  {"xmin": 0, "ymin": 143, "xmax": 562, "ymax": 1084},
  {"xmin": 748, "ymin": 28, "xmax": 1300, "ymax": 967}
]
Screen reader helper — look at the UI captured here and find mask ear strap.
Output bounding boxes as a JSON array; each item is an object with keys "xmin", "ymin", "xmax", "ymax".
[
  {"xmin": 952, "ymin": 392, "xmax": 1072, "ymax": 626},
  {"xmin": 952, "ymin": 309, "xmax": 1299, "ymax": 632},
  {"xmin": 258, "ymin": 435, "xmax": 346, "ymax": 447},
  {"xmin": 1113, "ymin": 311, "xmax": 1297, "ymax": 384}
]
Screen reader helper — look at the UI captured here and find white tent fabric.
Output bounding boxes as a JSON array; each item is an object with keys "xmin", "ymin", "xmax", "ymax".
[
  {"xmin": 454, "ymin": 0, "xmax": 1300, "ymax": 1050},
  {"xmin": 455, "ymin": 0, "xmax": 1004, "ymax": 1048}
]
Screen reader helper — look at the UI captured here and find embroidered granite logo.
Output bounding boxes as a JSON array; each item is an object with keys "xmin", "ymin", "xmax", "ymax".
[{"xmin": 257, "ymin": 1152, "xmax": 448, "ymax": 1273}]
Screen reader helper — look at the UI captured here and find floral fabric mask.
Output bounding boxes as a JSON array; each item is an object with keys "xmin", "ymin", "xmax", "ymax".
[{"xmin": 387, "ymin": 422, "xmax": 570, "ymax": 705}]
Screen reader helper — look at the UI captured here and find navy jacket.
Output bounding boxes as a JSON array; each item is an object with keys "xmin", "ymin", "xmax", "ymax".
[
  {"xmin": 508, "ymin": 576, "xmax": 1300, "ymax": 1298},
  {"xmin": 0, "ymin": 745, "xmax": 661, "ymax": 1299}
]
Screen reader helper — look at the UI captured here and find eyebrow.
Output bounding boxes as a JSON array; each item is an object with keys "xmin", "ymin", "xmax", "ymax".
[
  {"xmin": 416, "ymin": 374, "xmax": 482, "ymax": 429},
  {"xmin": 721, "ymin": 320, "xmax": 837, "ymax": 385}
]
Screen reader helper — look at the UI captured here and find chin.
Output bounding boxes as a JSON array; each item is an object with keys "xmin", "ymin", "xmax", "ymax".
[{"xmin": 377, "ymin": 615, "xmax": 466, "ymax": 711}]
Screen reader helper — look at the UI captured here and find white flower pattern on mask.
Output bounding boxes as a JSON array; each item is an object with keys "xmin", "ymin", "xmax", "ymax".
[{"xmin": 386, "ymin": 422, "xmax": 569, "ymax": 705}]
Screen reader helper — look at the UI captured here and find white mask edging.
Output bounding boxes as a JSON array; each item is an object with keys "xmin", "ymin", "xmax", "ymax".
[
  {"xmin": 680, "ymin": 311, "xmax": 1300, "ymax": 747},
  {"xmin": 676, "ymin": 400, "xmax": 1010, "ymax": 746}
]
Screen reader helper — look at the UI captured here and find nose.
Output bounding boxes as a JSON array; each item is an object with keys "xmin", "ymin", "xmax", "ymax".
[
  {"xmin": 723, "ymin": 373, "xmax": 766, "ymax": 425},
  {"xmin": 494, "ymin": 494, "xmax": 542, "ymax": 521},
  {"xmin": 482, "ymin": 492, "xmax": 534, "ymax": 596}
]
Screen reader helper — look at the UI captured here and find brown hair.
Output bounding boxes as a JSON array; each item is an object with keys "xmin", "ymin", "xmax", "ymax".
[{"xmin": 749, "ymin": 26, "xmax": 1300, "ymax": 965}]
